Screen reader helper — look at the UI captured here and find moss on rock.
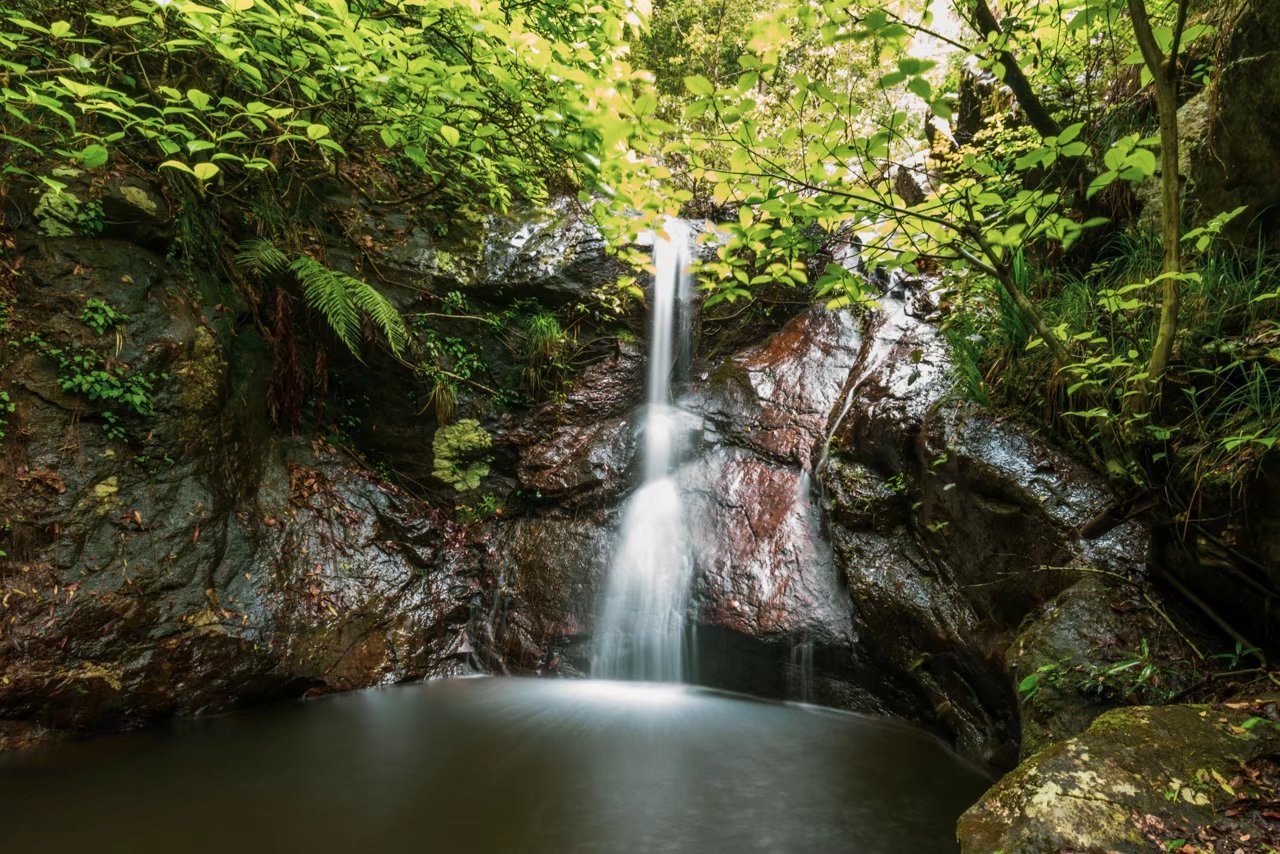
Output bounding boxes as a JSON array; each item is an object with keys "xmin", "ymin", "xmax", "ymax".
[
  {"xmin": 432, "ymin": 418, "xmax": 492, "ymax": 491},
  {"xmin": 958, "ymin": 704, "xmax": 1280, "ymax": 854}
]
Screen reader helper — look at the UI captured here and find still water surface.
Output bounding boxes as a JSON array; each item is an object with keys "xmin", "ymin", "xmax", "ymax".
[{"xmin": 0, "ymin": 678, "xmax": 988, "ymax": 853}]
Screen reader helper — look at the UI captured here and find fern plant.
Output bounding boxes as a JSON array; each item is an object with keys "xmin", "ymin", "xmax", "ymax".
[
  {"xmin": 234, "ymin": 239, "xmax": 288, "ymax": 277},
  {"xmin": 234, "ymin": 240, "xmax": 408, "ymax": 359}
]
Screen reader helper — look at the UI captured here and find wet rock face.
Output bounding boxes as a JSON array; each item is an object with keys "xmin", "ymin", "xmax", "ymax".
[
  {"xmin": 687, "ymin": 308, "xmax": 862, "ymax": 647},
  {"xmin": 479, "ymin": 197, "xmax": 631, "ymax": 305},
  {"xmin": 0, "ymin": 236, "xmax": 483, "ymax": 738},
  {"xmin": 958, "ymin": 705, "xmax": 1280, "ymax": 854},
  {"xmin": 698, "ymin": 307, "xmax": 861, "ymax": 465},
  {"xmin": 917, "ymin": 404, "xmax": 1147, "ymax": 624},
  {"xmin": 512, "ymin": 343, "xmax": 643, "ymax": 504},
  {"xmin": 814, "ymin": 285, "xmax": 1154, "ymax": 767},
  {"xmin": 377, "ymin": 196, "xmax": 628, "ymax": 306}
]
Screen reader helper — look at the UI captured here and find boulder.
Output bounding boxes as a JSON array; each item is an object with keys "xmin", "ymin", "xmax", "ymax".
[
  {"xmin": 1008, "ymin": 575, "xmax": 1206, "ymax": 757},
  {"xmin": 959, "ymin": 704, "xmax": 1280, "ymax": 854},
  {"xmin": 1183, "ymin": 0, "xmax": 1280, "ymax": 243}
]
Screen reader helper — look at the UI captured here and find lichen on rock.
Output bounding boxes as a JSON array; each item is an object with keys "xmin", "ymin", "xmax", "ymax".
[{"xmin": 958, "ymin": 704, "xmax": 1280, "ymax": 854}]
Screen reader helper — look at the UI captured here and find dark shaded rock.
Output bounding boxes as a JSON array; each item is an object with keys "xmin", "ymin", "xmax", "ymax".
[
  {"xmin": 958, "ymin": 704, "xmax": 1280, "ymax": 854},
  {"xmin": 99, "ymin": 173, "xmax": 174, "ymax": 245},
  {"xmin": 491, "ymin": 510, "xmax": 615, "ymax": 674},
  {"xmin": 517, "ymin": 417, "xmax": 636, "ymax": 499},
  {"xmin": 827, "ymin": 473, "xmax": 1016, "ymax": 764},
  {"xmin": 1008, "ymin": 575, "xmax": 1206, "ymax": 757},
  {"xmin": 829, "ymin": 288, "xmax": 950, "ymax": 474},
  {"xmin": 819, "ymin": 285, "xmax": 1153, "ymax": 766},
  {"xmin": 918, "ymin": 403, "xmax": 1147, "ymax": 624},
  {"xmin": 894, "ymin": 166, "xmax": 927, "ymax": 207},
  {"xmin": 953, "ymin": 64, "xmax": 1012, "ymax": 147},
  {"xmin": 1184, "ymin": 0, "xmax": 1280, "ymax": 243}
]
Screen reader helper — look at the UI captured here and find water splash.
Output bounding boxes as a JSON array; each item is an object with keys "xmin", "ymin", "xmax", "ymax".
[
  {"xmin": 593, "ymin": 221, "xmax": 695, "ymax": 681},
  {"xmin": 788, "ymin": 632, "xmax": 815, "ymax": 704}
]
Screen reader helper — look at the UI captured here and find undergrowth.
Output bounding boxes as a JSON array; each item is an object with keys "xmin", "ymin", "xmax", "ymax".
[{"xmin": 943, "ymin": 231, "xmax": 1280, "ymax": 510}]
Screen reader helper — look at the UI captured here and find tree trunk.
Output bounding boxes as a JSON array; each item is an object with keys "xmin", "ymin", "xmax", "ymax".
[{"xmin": 1128, "ymin": 0, "xmax": 1189, "ymax": 414}]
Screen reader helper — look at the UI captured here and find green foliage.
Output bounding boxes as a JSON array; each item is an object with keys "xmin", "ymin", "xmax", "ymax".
[
  {"xmin": 524, "ymin": 310, "xmax": 567, "ymax": 398},
  {"xmin": 289, "ymin": 256, "xmax": 407, "ymax": 359},
  {"xmin": 232, "ymin": 238, "xmax": 288, "ymax": 277},
  {"xmin": 234, "ymin": 239, "xmax": 407, "ymax": 358},
  {"xmin": 21, "ymin": 333, "xmax": 160, "ymax": 440},
  {"xmin": 1018, "ymin": 638, "xmax": 1191, "ymax": 707},
  {"xmin": 951, "ymin": 230, "xmax": 1280, "ymax": 489},
  {"xmin": 0, "ymin": 388, "xmax": 15, "ymax": 441},
  {"xmin": 0, "ymin": 0, "xmax": 648, "ymax": 214},
  {"xmin": 81, "ymin": 298, "xmax": 128, "ymax": 334},
  {"xmin": 432, "ymin": 418, "xmax": 492, "ymax": 492},
  {"xmin": 456, "ymin": 491, "xmax": 503, "ymax": 522},
  {"xmin": 414, "ymin": 327, "xmax": 489, "ymax": 423}
]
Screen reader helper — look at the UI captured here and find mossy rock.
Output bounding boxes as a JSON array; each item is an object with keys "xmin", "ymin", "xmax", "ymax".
[
  {"xmin": 958, "ymin": 704, "xmax": 1280, "ymax": 854},
  {"xmin": 432, "ymin": 418, "xmax": 492, "ymax": 491},
  {"xmin": 1008, "ymin": 575, "xmax": 1204, "ymax": 757}
]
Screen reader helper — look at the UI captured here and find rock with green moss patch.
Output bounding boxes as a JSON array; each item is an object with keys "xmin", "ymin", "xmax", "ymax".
[
  {"xmin": 1008, "ymin": 575, "xmax": 1204, "ymax": 757},
  {"xmin": 958, "ymin": 704, "xmax": 1280, "ymax": 854},
  {"xmin": 432, "ymin": 419, "xmax": 492, "ymax": 491},
  {"xmin": 33, "ymin": 187, "xmax": 79, "ymax": 237}
]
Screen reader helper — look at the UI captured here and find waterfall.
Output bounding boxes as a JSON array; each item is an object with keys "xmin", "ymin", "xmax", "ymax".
[{"xmin": 592, "ymin": 221, "xmax": 695, "ymax": 681}]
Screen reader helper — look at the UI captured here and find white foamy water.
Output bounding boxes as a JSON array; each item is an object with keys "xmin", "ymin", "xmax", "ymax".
[{"xmin": 593, "ymin": 221, "xmax": 696, "ymax": 681}]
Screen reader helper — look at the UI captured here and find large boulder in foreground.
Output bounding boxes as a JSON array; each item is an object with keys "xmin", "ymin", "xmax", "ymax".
[{"xmin": 958, "ymin": 703, "xmax": 1280, "ymax": 854}]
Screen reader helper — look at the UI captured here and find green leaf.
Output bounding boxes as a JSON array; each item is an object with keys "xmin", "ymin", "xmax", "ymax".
[
  {"xmin": 440, "ymin": 125, "xmax": 460, "ymax": 146},
  {"xmin": 305, "ymin": 123, "xmax": 330, "ymax": 140},
  {"xmin": 192, "ymin": 162, "xmax": 220, "ymax": 181},
  {"xmin": 906, "ymin": 77, "xmax": 932, "ymax": 101},
  {"xmin": 79, "ymin": 144, "xmax": 109, "ymax": 169},
  {"xmin": 159, "ymin": 160, "xmax": 195, "ymax": 176},
  {"xmin": 684, "ymin": 75, "xmax": 714, "ymax": 96}
]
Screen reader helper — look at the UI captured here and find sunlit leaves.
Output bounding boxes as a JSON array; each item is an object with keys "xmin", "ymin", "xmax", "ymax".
[
  {"xmin": 1088, "ymin": 134, "xmax": 1159, "ymax": 198},
  {"xmin": 79, "ymin": 144, "xmax": 108, "ymax": 168},
  {"xmin": 2, "ymin": 0, "xmax": 643, "ymax": 214}
]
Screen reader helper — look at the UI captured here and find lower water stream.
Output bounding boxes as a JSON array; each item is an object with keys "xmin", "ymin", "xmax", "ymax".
[{"xmin": 0, "ymin": 677, "xmax": 987, "ymax": 853}]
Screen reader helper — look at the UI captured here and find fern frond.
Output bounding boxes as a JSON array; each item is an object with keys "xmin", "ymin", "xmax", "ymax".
[
  {"xmin": 290, "ymin": 256, "xmax": 361, "ymax": 355},
  {"xmin": 234, "ymin": 238, "xmax": 288, "ymax": 276},
  {"xmin": 289, "ymin": 255, "xmax": 407, "ymax": 358},
  {"xmin": 349, "ymin": 276, "xmax": 409, "ymax": 356}
]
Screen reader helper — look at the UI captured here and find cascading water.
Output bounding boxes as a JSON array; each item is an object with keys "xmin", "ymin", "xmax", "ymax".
[{"xmin": 592, "ymin": 222, "xmax": 696, "ymax": 682}]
